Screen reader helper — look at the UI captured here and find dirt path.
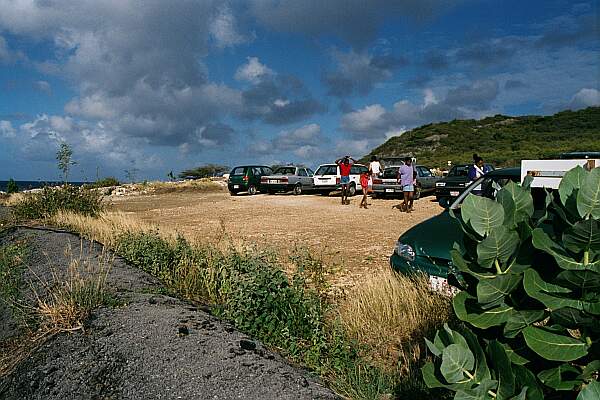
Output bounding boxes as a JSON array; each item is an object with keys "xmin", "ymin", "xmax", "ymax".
[
  {"xmin": 109, "ymin": 191, "xmax": 442, "ymax": 290},
  {"xmin": 0, "ymin": 228, "xmax": 337, "ymax": 399}
]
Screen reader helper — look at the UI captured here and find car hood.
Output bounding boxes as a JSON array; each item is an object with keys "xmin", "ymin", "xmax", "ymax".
[
  {"xmin": 440, "ymin": 176, "xmax": 469, "ymax": 184},
  {"xmin": 398, "ymin": 210, "xmax": 462, "ymax": 260}
]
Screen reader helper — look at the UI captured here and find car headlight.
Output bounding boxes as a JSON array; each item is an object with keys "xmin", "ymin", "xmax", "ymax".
[
  {"xmin": 436, "ymin": 182, "xmax": 446, "ymax": 187},
  {"xmin": 394, "ymin": 242, "xmax": 416, "ymax": 261}
]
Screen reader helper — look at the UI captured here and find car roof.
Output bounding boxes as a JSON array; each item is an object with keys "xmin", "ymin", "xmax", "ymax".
[
  {"xmin": 232, "ymin": 165, "xmax": 272, "ymax": 169},
  {"xmin": 317, "ymin": 163, "xmax": 367, "ymax": 167},
  {"xmin": 486, "ymin": 167, "xmax": 520, "ymax": 177}
]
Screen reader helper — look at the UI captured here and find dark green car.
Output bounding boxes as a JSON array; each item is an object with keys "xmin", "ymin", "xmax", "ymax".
[
  {"xmin": 390, "ymin": 168, "xmax": 522, "ymax": 283},
  {"xmin": 228, "ymin": 165, "xmax": 273, "ymax": 195}
]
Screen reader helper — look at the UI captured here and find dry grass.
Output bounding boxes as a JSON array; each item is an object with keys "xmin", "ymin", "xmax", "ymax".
[
  {"xmin": 337, "ymin": 268, "xmax": 452, "ymax": 373},
  {"xmin": 0, "ymin": 192, "xmax": 27, "ymax": 206}
]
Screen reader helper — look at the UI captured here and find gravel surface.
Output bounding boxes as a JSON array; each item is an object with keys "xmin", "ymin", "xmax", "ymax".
[{"xmin": 0, "ymin": 228, "xmax": 338, "ymax": 400}]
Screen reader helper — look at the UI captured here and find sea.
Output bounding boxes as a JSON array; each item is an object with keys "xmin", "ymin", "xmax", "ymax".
[{"xmin": 0, "ymin": 180, "xmax": 86, "ymax": 192}]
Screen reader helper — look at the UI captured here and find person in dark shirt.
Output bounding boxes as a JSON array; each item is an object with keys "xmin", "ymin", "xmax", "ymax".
[
  {"xmin": 468, "ymin": 154, "xmax": 492, "ymax": 195},
  {"xmin": 335, "ymin": 156, "xmax": 355, "ymax": 205}
]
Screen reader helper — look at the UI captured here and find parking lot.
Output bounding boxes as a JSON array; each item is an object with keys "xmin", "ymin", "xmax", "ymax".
[{"xmin": 110, "ymin": 190, "xmax": 442, "ymax": 291}]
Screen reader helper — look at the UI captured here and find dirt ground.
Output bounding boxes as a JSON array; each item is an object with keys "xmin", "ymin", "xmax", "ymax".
[{"xmin": 109, "ymin": 191, "xmax": 442, "ymax": 290}]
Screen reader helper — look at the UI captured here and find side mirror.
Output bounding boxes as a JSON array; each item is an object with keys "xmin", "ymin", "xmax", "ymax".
[{"xmin": 438, "ymin": 197, "xmax": 450, "ymax": 209}]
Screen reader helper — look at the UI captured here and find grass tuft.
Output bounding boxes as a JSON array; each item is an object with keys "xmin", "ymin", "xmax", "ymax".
[{"xmin": 12, "ymin": 185, "xmax": 104, "ymax": 220}]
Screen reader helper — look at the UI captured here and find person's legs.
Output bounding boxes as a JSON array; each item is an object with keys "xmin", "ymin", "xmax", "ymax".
[
  {"xmin": 408, "ymin": 191, "xmax": 414, "ymax": 212},
  {"xmin": 341, "ymin": 184, "xmax": 347, "ymax": 204},
  {"xmin": 403, "ymin": 191, "xmax": 409, "ymax": 212}
]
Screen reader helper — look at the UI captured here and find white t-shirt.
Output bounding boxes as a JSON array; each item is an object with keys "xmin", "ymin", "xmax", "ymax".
[{"xmin": 369, "ymin": 161, "xmax": 382, "ymax": 175}]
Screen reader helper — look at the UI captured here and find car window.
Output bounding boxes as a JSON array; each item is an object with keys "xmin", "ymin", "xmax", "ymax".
[
  {"xmin": 298, "ymin": 168, "xmax": 307, "ymax": 176},
  {"xmin": 315, "ymin": 165, "xmax": 337, "ymax": 175},
  {"xmin": 350, "ymin": 166, "xmax": 368, "ymax": 174},
  {"xmin": 251, "ymin": 167, "xmax": 262, "ymax": 175},
  {"xmin": 449, "ymin": 166, "xmax": 469, "ymax": 177},
  {"xmin": 232, "ymin": 167, "xmax": 245, "ymax": 176},
  {"xmin": 274, "ymin": 167, "xmax": 296, "ymax": 175},
  {"xmin": 383, "ymin": 167, "xmax": 399, "ymax": 179},
  {"xmin": 306, "ymin": 168, "xmax": 314, "ymax": 176},
  {"xmin": 261, "ymin": 167, "xmax": 272, "ymax": 175},
  {"xmin": 418, "ymin": 167, "xmax": 433, "ymax": 177}
]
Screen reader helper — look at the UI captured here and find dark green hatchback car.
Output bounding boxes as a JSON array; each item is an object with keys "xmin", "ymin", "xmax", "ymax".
[
  {"xmin": 228, "ymin": 165, "xmax": 273, "ymax": 195},
  {"xmin": 390, "ymin": 168, "xmax": 522, "ymax": 286}
]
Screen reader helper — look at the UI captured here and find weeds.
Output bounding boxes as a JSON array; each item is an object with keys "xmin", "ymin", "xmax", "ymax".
[
  {"xmin": 0, "ymin": 243, "xmax": 26, "ymax": 322},
  {"xmin": 12, "ymin": 185, "xmax": 104, "ymax": 220}
]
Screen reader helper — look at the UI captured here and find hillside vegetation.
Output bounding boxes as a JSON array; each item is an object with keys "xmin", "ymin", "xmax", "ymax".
[{"xmin": 362, "ymin": 106, "xmax": 600, "ymax": 168}]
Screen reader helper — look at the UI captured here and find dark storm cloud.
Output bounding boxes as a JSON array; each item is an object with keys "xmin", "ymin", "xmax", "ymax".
[{"xmin": 445, "ymin": 80, "xmax": 499, "ymax": 110}]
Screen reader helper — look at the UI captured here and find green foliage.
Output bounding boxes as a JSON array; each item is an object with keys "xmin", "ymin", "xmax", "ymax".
[
  {"xmin": 6, "ymin": 179, "xmax": 19, "ymax": 194},
  {"xmin": 115, "ymin": 231, "xmax": 398, "ymax": 399},
  {"xmin": 12, "ymin": 185, "xmax": 104, "ymax": 220},
  {"xmin": 363, "ymin": 107, "xmax": 600, "ymax": 168},
  {"xmin": 424, "ymin": 166, "xmax": 600, "ymax": 399},
  {"xmin": 85, "ymin": 177, "xmax": 120, "ymax": 189},
  {"xmin": 179, "ymin": 164, "xmax": 229, "ymax": 179},
  {"xmin": 0, "ymin": 243, "xmax": 26, "ymax": 323},
  {"xmin": 56, "ymin": 142, "xmax": 76, "ymax": 182}
]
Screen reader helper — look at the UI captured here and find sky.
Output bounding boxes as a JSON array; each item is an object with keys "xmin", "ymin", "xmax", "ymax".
[{"xmin": 0, "ymin": 0, "xmax": 599, "ymax": 181}]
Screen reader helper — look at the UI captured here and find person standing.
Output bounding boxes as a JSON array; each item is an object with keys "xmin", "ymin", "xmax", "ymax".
[
  {"xmin": 359, "ymin": 169, "xmax": 369, "ymax": 209},
  {"xmin": 468, "ymin": 154, "xmax": 491, "ymax": 195},
  {"xmin": 368, "ymin": 155, "xmax": 383, "ymax": 194},
  {"xmin": 335, "ymin": 156, "xmax": 355, "ymax": 205},
  {"xmin": 398, "ymin": 157, "xmax": 416, "ymax": 213}
]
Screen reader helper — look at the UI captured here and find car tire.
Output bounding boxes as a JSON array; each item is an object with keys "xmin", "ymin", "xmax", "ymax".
[
  {"xmin": 414, "ymin": 184, "xmax": 422, "ymax": 200},
  {"xmin": 248, "ymin": 185, "xmax": 257, "ymax": 195},
  {"xmin": 229, "ymin": 191, "xmax": 237, "ymax": 196},
  {"xmin": 348, "ymin": 183, "xmax": 356, "ymax": 197},
  {"xmin": 293, "ymin": 184, "xmax": 302, "ymax": 195}
]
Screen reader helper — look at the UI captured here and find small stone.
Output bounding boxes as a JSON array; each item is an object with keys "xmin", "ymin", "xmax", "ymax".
[
  {"xmin": 149, "ymin": 297, "xmax": 158, "ymax": 304},
  {"xmin": 178, "ymin": 326, "xmax": 189, "ymax": 336},
  {"xmin": 239, "ymin": 339, "xmax": 256, "ymax": 351}
]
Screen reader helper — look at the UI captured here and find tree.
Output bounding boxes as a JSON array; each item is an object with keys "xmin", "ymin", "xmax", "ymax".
[
  {"xmin": 6, "ymin": 178, "xmax": 18, "ymax": 194},
  {"xmin": 178, "ymin": 164, "xmax": 229, "ymax": 179},
  {"xmin": 56, "ymin": 142, "xmax": 76, "ymax": 183}
]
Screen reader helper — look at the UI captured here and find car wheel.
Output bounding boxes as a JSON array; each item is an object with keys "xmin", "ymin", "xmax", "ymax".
[
  {"xmin": 248, "ymin": 185, "xmax": 257, "ymax": 195},
  {"xmin": 348, "ymin": 183, "xmax": 356, "ymax": 197},
  {"xmin": 414, "ymin": 184, "xmax": 422, "ymax": 200},
  {"xmin": 293, "ymin": 184, "xmax": 302, "ymax": 195},
  {"xmin": 229, "ymin": 191, "xmax": 237, "ymax": 196}
]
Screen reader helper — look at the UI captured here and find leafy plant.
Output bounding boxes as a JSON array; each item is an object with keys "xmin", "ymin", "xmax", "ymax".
[
  {"xmin": 6, "ymin": 179, "xmax": 19, "ymax": 194},
  {"xmin": 179, "ymin": 164, "xmax": 229, "ymax": 179},
  {"xmin": 12, "ymin": 185, "xmax": 104, "ymax": 219},
  {"xmin": 56, "ymin": 142, "xmax": 76, "ymax": 183},
  {"xmin": 423, "ymin": 166, "xmax": 599, "ymax": 399},
  {"xmin": 85, "ymin": 177, "xmax": 120, "ymax": 189}
]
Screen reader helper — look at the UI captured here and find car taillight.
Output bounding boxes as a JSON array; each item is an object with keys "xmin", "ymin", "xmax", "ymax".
[
  {"xmin": 281, "ymin": 177, "xmax": 288, "ymax": 182},
  {"xmin": 373, "ymin": 178, "xmax": 382, "ymax": 184},
  {"xmin": 243, "ymin": 175, "xmax": 249, "ymax": 181},
  {"xmin": 261, "ymin": 177, "xmax": 267, "ymax": 182},
  {"xmin": 336, "ymin": 177, "xmax": 340, "ymax": 184}
]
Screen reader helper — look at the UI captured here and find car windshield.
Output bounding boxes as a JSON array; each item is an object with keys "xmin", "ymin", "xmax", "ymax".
[
  {"xmin": 451, "ymin": 175, "xmax": 516, "ymax": 209},
  {"xmin": 273, "ymin": 167, "xmax": 296, "ymax": 175},
  {"xmin": 448, "ymin": 166, "xmax": 469, "ymax": 177},
  {"xmin": 232, "ymin": 167, "xmax": 245, "ymax": 176},
  {"xmin": 315, "ymin": 165, "xmax": 337, "ymax": 175},
  {"xmin": 383, "ymin": 167, "xmax": 399, "ymax": 179}
]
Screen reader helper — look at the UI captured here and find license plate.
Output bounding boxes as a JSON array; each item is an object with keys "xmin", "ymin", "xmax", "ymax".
[
  {"xmin": 385, "ymin": 188, "xmax": 394, "ymax": 193},
  {"xmin": 450, "ymin": 191, "xmax": 459, "ymax": 196},
  {"xmin": 269, "ymin": 180, "xmax": 278, "ymax": 184},
  {"xmin": 233, "ymin": 185, "xmax": 239, "ymax": 189}
]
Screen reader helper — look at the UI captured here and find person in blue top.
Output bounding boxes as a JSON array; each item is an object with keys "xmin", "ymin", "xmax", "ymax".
[{"xmin": 468, "ymin": 154, "xmax": 492, "ymax": 195}]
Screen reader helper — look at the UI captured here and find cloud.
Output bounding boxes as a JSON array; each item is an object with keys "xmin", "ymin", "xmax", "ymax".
[
  {"xmin": 0, "ymin": 35, "xmax": 25, "ymax": 64},
  {"xmin": 0, "ymin": 120, "xmax": 16, "ymax": 138},
  {"xmin": 423, "ymin": 50, "xmax": 449, "ymax": 70},
  {"xmin": 210, "ymin": 5, "xmax": 250, "ymax": 48},
  {"xmin": 235, "ymin": 57, "xmax": 274, "ymax": 84},
  {"xmin": 249, "ymin": 0, "xmax": 465, "ymax": 48},
  {"xmin": 272, "ymin": 123, "xmax": 323, "ymax": 150},
  {"xmin": 504, "ymin": 79, "xmax": 527, "ymax": 90},
  {"xmin": 568, "ymin": 88, "xmax": 600, "ymax": 110},
  {"xmin": 33, "ymin": 80, "xmax": 52, "ymax": 95},
  {"xmin": 323, "ymin": 50, "xmax": 408, "ymax": 97},
  {"xmin": 445, "ymin": 80, "xmax": 499, "ymax": 110}
]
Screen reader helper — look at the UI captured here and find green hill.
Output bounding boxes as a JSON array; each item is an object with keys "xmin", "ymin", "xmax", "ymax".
[{"xmin": 362, "ymin": 107, "xmax": 600, "ymax": 168}]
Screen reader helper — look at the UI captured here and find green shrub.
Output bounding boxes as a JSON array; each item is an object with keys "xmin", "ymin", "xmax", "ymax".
[
  {"xmin": 85, "ymin": 177, "xmax": 120, "ymax": 189},
  {"xmin": 423, "ymin": 167, "xmax": 600, "ymax": 399},
  {"xmin": 12, "ymin": 185, "xmax": 104, "ymax": 220},
  {"xmin": 6, "ymin": 179, "xmax": 19, "ymax": 194},
  {"xmin": 0, "ymin": 243, "xmax": 26, "ymax": 323}
]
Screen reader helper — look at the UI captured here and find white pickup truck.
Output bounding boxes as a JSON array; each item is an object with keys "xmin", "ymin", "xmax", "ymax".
[{"xmin": 312, "ymin": 163, "xmax": 369, "ymax": 196}]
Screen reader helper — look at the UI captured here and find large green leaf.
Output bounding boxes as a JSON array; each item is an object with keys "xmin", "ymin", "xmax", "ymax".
[
  {"xmin": 580, "ymin": 360, "xmax": 600, "ymax": 380},
  {"xmin": 577, "ymin": 380, "xmax": 600, "ymax": 400},
  {"xmin": 559, "ymin": 166, "xmax": 587, "ymax": 206},
  {"xmin": 454, "ymin": 379, "xmax": 498, "ymax": 400},
  {"xmin": 476, "ymin": 274, "xmax": 521, "ymax": 308},
  {"xmin": 454, "ymin": 291, "xmax": 513, "ymax": 328},
  {"xmin": 551, "ymin": 307, "xmax": 600, "ymax": 330},
  {"xmin": 514, "ymin": 365, "xmax": 545, "ymax": 400},
  {"xmin": 538, "ymin": 364, "xmax": 582, "ymax": 391},
  {"xmin": 557, "ymin": 270, "xmax": 600, "ymax": 290},
  {"xmin": 522, "ymin": 326, "xmax": 589, "ymax": 361},
  {"xmin": 441, "ymin": 343, "xmax": 475, "ymax": 383},
  {"xmin": 452, "ymin": 249, "xmax": 496, "ymax": 279},
  {"xmin": 497, "ymin": 181, "xmax": 534, "ymax": 228},
  {"xmin": 523, "ymin": 269, "xmax": 600, "ymax": 315},
  {"xmin": 504, "ymin": 309, "xmax": 546, "ymax": 338},
  {"xmin": 563, "ymin": 219, "xmax": 600, "ymax": 253},
  {"xmin": 463, "ymin": 328, "xmax": 492, "ymax": 384},
  {"xmin": 502, "ymin": 342, "xmax": 531, "ymax": 366},
  {"xmin": 532, "ymin": 228, "xmax": 600, "ymax": 272},
  {"xmin": 487, "ymin": 341, "xmax": 515, "ymax": 399},
  {"xmin": 477, "ymin": 226, "xmax": 520, "ymax": 268},
  {"xmin": 577, "ymin": 167, "xmax": 600, "ymax": 219},
  {"xmin": 461, "ymin": 195, "xmax": 505, "ymax": 237}
]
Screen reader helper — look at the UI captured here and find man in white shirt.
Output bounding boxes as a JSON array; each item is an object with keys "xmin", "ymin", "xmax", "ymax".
[{"xmin": 368, "ymin": 155, "xmax": 383, "ymax": 195}]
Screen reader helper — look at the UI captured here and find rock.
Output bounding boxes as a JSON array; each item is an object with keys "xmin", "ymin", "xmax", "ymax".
[
  {"xmin": 178, "ymin": 326, "xmax": 189, "ymax": 336},
  {"xmin": 239, "ymin": 339, "xmax": 256, "ymax": 351}
]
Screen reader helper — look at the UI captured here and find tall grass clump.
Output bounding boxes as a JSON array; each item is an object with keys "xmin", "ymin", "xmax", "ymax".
[
  {"xmin": 0, "ymin": 243, "xmax": 26, "ymax": 321},
  {"xmin": 12, "ymin": 185, "xmax": 104, "ymax": 220}
]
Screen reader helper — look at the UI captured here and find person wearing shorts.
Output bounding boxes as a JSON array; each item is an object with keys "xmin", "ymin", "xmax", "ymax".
[
  {"xmin": 398, "ymin": 157, "xmax": 416, "ymax": 213},
  {"xmin": 336, "ymin": 156, "xmax": 355, "ymax": 205},
  {"xmin": 359, "ymin": 170, "xmax": 369, "ymax": 209}
]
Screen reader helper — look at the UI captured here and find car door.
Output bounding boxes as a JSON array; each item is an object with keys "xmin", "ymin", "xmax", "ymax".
[
  {"xmin": 417, "ymin": 166, "xmax": 434, "ymax": 190},
  {"xmin": 305, "ymin": 168, "xmax": 315, "ymax": 189},
  {"xmin": 297, "ymin": 168, "xmax": 309, "ymax": 188}
]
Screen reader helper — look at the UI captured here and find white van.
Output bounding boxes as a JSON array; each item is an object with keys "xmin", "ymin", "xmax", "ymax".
[{"xmin": 313, "ymin": 163, "xmax": 369, "ymax": 196}]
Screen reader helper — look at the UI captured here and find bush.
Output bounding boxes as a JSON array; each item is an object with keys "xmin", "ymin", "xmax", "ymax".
[
  {"xmin": 6, "ymin": 179, "xmax": 18, "ymax": 194},
  {"xmin": 423, "ymin": 167, "xmax": 600, "ymax": 398},
  {"xmin": 85, "ymin": 177, "xmax": 120, "ymax": 189},
  {"xmin": 12, "ymin": 185, "xmax": 104, "ymax": 220}
]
